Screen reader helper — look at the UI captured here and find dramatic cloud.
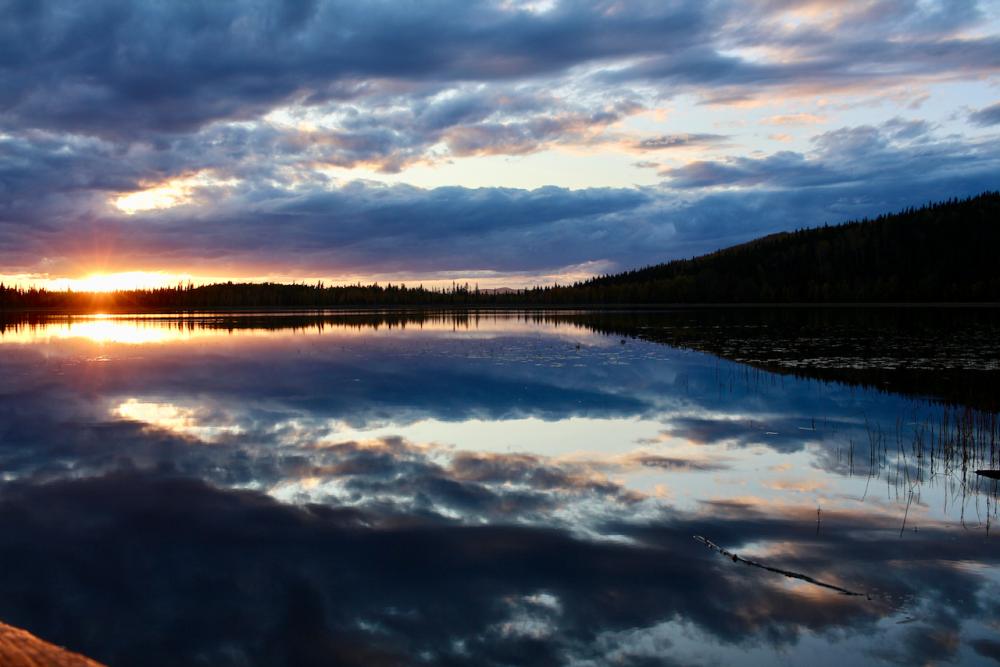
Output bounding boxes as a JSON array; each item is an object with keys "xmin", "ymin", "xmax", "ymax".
[
  {"xmin": 3, "ymin": 118, "xmax": 999, "ymax": 280},
  {"xmin": 970, "ymin": 101, "xmax": 1000, "ymax": 126},
  {"xmin": 660, "ymin": 118, "xmax": 977, "ymax": 189},
  {"xmin": 662, "ymin": 151, "xmax": 840, "ymax": 189},
  {"xmin": 634, "ymin": 134, "xmax": 727, "ymax": 150},
  {"xmin": 0, "ymin": 0, "xmax": 998, "ymax": 284},
  {"xmin": 602, "ymin": 1, "xmax": 1000, "ymax": 101},
  {"xmin": 0, "ymin": 0, "xmax": 701, "ymax": 138},
  {"xmin": 2, "ymin": 1, "xmax": 995, "ymax": 138}
]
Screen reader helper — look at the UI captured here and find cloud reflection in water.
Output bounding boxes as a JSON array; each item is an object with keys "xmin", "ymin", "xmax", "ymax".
[{"xmin": 0, "ymin": 311, "xmax": 997, "ymax": 666}]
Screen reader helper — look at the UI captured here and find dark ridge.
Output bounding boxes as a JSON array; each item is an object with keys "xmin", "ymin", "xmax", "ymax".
[{"xmin": 566, "ymin": 191, "xmax": 1000, "ymax": 303}]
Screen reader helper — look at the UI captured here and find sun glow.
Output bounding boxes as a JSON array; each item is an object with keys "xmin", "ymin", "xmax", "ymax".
[
  {"xmin": 0, "ymin": 314, "xmax": 314, "ymax": 346},
  {"xmin": 58, "ymin": 271, "xmax": 185, "ymax": 292}
]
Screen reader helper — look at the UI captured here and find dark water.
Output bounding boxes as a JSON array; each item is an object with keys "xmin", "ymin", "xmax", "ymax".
[{"xmin": 0, "ymin": 309, "xmax": 998, "ymax": 666}]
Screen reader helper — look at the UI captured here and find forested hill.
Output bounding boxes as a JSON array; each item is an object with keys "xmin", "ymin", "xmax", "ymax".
[
  {"xmin": 550, "ymin": 192, "xmax": 1000, "ymax": 303},
  {"xmin": 1, "ymin": 192, "xmax": 998, "ymax": 310}
]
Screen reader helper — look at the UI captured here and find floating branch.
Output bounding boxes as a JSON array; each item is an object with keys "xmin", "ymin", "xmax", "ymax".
[
  {"xmin": 694, "ymin": 535, "xmax": 868, "ymax": 598},
  {"xmin": 975, "ymin": 470, "xmax": 1000, "ymax": 480}
]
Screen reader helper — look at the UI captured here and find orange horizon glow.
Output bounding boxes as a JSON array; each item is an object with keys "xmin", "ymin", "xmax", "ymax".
[
  {"xmin": 0, "ymin": 271, "xmax": 200, "ymax": 292},
  {"xmin": 0, "ymin": 263, "xmax": 612, "ymax": 293},
  {"xmin": 65, "ymin": 272, "xmax": 185, "ymax": 292},
  {"xmin": 3, "ymin": 271, "xmax": 283, "ymax": 292}
]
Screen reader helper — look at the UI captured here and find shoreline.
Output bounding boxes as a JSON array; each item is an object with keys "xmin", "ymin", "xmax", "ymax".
[{"xmin": 2, "ymin": 301, "xmax": 1000, "ymax": 316}]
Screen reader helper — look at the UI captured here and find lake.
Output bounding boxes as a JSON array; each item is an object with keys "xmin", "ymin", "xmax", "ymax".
[{"xmin": 0, "ymin": 308, "xmax": 998, "ymax": 666}]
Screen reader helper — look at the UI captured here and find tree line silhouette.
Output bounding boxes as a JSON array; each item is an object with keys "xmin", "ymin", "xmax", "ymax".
[
  {"xmin": 562, "ymin": 191, "xmax": 1000, "ymax": 303},
  {"xmin": 2, "ymin": 192, "xmax": 998, "ymax": 310}
]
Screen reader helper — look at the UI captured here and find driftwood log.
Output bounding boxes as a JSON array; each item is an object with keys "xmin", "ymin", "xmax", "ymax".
[{"xmin": 694, "ymin": 535, "xmax": 868, "ymax": 598}]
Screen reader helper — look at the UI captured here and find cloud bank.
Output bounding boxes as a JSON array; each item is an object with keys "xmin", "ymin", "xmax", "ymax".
[{"xmin": 0, "ymin": 0, "xmax": 998, "ymax": 282}]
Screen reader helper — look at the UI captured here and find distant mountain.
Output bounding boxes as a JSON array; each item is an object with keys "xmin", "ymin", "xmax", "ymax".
[{"xmin": 547, "ymin": 191, "xmax": 1000, "ymax": 303}]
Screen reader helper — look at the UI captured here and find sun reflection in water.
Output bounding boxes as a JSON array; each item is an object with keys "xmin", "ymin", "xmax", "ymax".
[
  {"xmin": 0, "ymin": 312, "xmax": 606, "ymax": 346},
  {"xmin": 42, "ymin": 316, "xmax": 187, "ymax": 345}
]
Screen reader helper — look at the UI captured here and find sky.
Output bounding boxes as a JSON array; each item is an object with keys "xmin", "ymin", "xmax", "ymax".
[{"xmin": 1, "ymin": 0, "xmax": 999, "ymax": 290}]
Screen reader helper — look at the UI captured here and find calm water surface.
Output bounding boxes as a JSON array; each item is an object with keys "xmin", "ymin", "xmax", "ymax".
[{"xmin": 0, "ymin": 309, "xmax": 997, "ymax": 666}]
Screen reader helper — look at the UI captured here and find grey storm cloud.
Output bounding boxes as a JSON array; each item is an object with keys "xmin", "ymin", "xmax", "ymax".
[
  {"xmin": 969, "ymin": 101, "xmax": 1000, "ymax": 126},
  {"xmin": 0, "ymin": 0, "xmax": 706, "ymax": 138},
  {"xmin": 605, "ymin": 36, "xmax": 1000, "ymax": 96},
  {"xmin": 2, "ymin": 120, "xmax": 1000, "ymax": 278},
  {"xmin": 602, "ymin": 1, "xmax": 999, "ymax": 100},
  {"xmin": 0, "ymin": 0, "xmax": 997, "ymax": 139},
  {"xmin": 635, "ymin": 133, "xmax": 727, "ymax": 150},
  {"xmin": 661, "ymin": 120, "xmax": 998, "ymax": 192},
  {"xmin": 662, "ymin": 151, "xmax": 841, "ymax": 189}
]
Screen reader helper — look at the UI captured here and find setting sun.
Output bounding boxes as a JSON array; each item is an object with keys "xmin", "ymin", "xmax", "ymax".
[{"xmin": 61, "ymin": 271, "xmax": 185, "ymax": 292}]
